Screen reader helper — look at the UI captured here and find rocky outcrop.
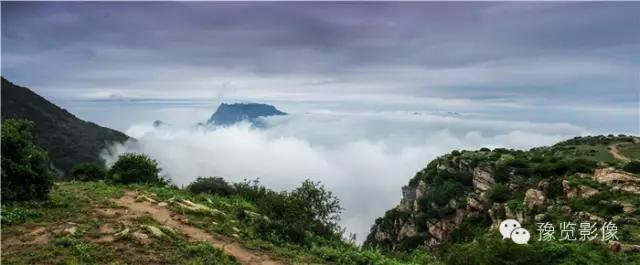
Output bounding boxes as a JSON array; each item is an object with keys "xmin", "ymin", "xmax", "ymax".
[
  {"xmin": 426, "ymin": 209, "xmax": 465, "ymax": 247},
  {"xmin": 593, "ymin": 168, "xmax": 640, "ymax": 194},
  {"xmin": 473, "ymin": 167, "xmax": 495, "ymax": 192},
  {"xmin": 563, "ymin": 180, "xmax": 600, "ymax": 199},
  {"xmin": 524, "ymin": 189, "xmax": 546, "ymax": 209},
  {"xmin": 366, "ymin": 136, "xmax": 640, "ymax": 252}
]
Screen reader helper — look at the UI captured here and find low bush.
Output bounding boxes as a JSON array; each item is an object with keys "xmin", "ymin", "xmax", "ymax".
[
  {"xmin": 187, "ymin": 176, "xmax": 235, "ymax": 196},
  {"xmin": 70, "ymin": 163, "xmax": 106, "ymax": 181},
  {"xmin": 488, "ymin": 183, "xmax": 510, "ymax": 203},
  {"xmin": 623, "ymin": 161, "xmax": 640, "ymax": 174},
  {"xmin": 106, "ymin": 153, "xmax": 165, "ymax": 185}
]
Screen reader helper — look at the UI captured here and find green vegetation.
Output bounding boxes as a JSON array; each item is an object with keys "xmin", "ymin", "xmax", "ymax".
[
  {"xmin": 488, "ymin": 183, "xmax": 510, "ymax": 203},
  {"xmin": 617, "ymin": 143, "xmax": 640, "ymax": 161},
  {"xmin": 365, "ymin": 135, "xmax": 640, "ymax": 264},
  {"xmin": 443, "ymin": 235, "xmax": 638, "ymax": 265},
  {"xmin": 107, "ymin": 153, "xmax": 166, "ymax": 185},
  {"xmin": 1, "ymin": 119, "xmax": 53, "ymax": 202},
  {"xmin": 1, "ymin": 78, "xmax": 129, "ymax": 175},
  {"xmin": 623, "ymin": 161, "xmax": 640, "ymax": 174},
  {"xmin": 71, "ymin": 162, "xmax": 107, "ymax": 181},
  {"xmin": 187, "ymin": 176, "xmax": 235, "ymax": 196}
]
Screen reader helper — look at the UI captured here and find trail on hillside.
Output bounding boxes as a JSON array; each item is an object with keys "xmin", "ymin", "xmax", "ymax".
[
  {"xmin": 113, "ymin": 191, "xmax": 284, "ymax": 265},
  {"xmin": 609, "ymin": 144, "xmax": 632, "ymax": 162}
]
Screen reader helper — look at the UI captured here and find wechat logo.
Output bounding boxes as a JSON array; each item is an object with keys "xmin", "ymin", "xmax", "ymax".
[{"xmin": 499, "ymin": 219, "xmax": 530, "ymax": 244}]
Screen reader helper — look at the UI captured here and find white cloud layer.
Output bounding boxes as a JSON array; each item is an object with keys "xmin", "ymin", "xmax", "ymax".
[{"xmin": 101, "ymin": 112, "xmax": 587, "ymax": 243}]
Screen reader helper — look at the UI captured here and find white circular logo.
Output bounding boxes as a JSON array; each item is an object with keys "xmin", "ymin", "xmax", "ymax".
[
  {"xmin": 499, "ymin": 219, "xmax": 521, "ymax": 239},
  {"xmin": 510, "ymin": 227, "xmax": 531, "ymax": 244}
]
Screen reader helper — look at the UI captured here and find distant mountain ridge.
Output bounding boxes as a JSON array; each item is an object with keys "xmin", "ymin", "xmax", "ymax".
[
  {"xmin": 1, "ymin": 77, "xmax": 129, "ymax": 175},
  {"xmin": 207, "ymin": 102, "xmax": 286, "ymax": 127}
]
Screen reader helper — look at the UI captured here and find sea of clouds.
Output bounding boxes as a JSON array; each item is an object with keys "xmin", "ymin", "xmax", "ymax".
[{"xmin": 101, "ymin": 111, "xmax": 587, "ymax": 243}]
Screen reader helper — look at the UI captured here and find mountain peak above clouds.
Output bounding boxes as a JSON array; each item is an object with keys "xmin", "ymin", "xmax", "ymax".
[{"xmin": 206, "ymin": 102, "xmax": 286, "ymax": 127}]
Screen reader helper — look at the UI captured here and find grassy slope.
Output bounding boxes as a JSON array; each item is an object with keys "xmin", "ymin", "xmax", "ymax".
[
  {"xmin": 1, "ymin": 182, "xmax": 436, "ymax": 265},
  {"xmin": 1, "ymin": 182, "xmax": 237, "ymax": 265}
]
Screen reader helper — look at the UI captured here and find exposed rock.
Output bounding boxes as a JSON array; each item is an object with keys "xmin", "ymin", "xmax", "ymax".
[
  {"xmin": 505, "ymin": 204, "xmax": 527, "ymax": 223},
  {"xmin": 115, "ymin": 228, "xmax": 130, "ymax": 237},
  {"xmin": 535, "ymin": 214, "xmax": 547, "ymax": 222},
  {"xmin": 578, "ymin": 185, "xmax": 600, "ymax": 198},
  {"xmin": 427, "ymin": 209, "xmax": 465, "ymax": 248},
  {"xmin": 611, "ymin": 241, "xmax": 640, "ymax": 253},
  {"xmin": 563, "ymin": 180, "xmax": 578, "ymax": 199},
  {"xmin": 144, "ymin": 225, "xmax": 166, "ymax": 237},
  {"xmin": 489, "ymin": 203, "xmax": 506, "ymax": 229},
  {"xmin": 561, "ymin": 206, "xmax": 573, "ymax": 216},
  {"xmin": 157, "ymin": 202, "xmax": 168, "ymax": 207},
  {"xmin": 136, "ymin": 195, "xmax": 158, "ymax": 204},
  {"xmin": 398, "ymin": 221, "xmax": 418, "ymax": 238},
  {"xmin": 63, "ymin": 226, "xmax": 77, "ymax": 235},
  {"xmin": 577, "ymin": 211, "xmax": 604, "ymax": 223},
  {"xmin": 593, "ymin": 168, "xmax": 640, "ymax": 194},
  {"xmin": 537, "ymin": 180, "xmax": 550, "ymax": 193},
  {"xmin": 132, "ymin": 232, "xmax": 150, "ymax": 243},
  {"xmin": 466, "ymin": 194, "xmax": 485, "ymax": 211},
  {"xmin": 621, "ymin": 203, "xmax": 636, "ymax": 214},
  {"xmin": 473, "ymin": 167, "xmax": 495, "ymax": 192},
  {"xmin": 524, "ymin": 189, "xmax": 546, "ymax": 209},
  {"xmin": 399, "ymin": 181, "xmax": 427, "ymax": 212}
]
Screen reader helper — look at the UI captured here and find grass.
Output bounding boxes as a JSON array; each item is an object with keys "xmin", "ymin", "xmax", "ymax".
[
  {"xmin": 619, "ymin": 143, "xmax": 640, "ymax": 161},
  {"xmin": 1, "ymin": 182, "xmax": 239, "ymax": 265},
  {"xmin": 571, "ymin": 144, "xmax": 618, "ymax": 163},
  {"xmin": 2, "ymin": 182, "xmax": 441, "ymax": 265}
]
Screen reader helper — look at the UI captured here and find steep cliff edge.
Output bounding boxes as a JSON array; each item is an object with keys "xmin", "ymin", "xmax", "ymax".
[{"xmin": 365, "ymin": 135, "xmax": 640, "ymax": 253}]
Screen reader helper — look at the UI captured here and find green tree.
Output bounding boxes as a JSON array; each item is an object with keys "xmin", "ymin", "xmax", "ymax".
[
  {"xmin": 290, "ymin": 179, "xmax": 343, "ymax": 236},
  {"xmin": 107, "ymin": 153, "xmax": 165, "ymax": 185},
  {"xmin": 70, "ymin": 162, "xmax": 107, "ymax": 181},
  {"xmin": 1, "ymin": 119, "xmax": 53, "ymax": 201}
]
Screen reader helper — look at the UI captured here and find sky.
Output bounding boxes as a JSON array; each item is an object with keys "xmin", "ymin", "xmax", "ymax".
[{"xmin": 2, "ymin": 2, "xmax": 639, "ymax": 242}]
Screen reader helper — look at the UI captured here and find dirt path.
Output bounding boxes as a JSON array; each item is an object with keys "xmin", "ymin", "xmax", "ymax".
[
  {"xmin": 609, "ymin": 144, "xmax": 631, "ymax": 162},
  {"xmin": 113, "ymin": 191, "xmax": 284, "ymax": 265}
]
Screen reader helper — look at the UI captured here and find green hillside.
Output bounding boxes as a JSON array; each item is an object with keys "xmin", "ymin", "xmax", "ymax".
[
  {"xmin": 365, "ymin": 135, "xmax": 640, "ymax": 264},
  {"xmin": 1, "ymin": 78, "xmax": 129, "ymax": 175}
]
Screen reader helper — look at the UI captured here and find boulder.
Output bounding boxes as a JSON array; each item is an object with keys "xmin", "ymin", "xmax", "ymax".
[{"xmin": 524, "ymin": 189, "xmax": 546, "ymax": 209}]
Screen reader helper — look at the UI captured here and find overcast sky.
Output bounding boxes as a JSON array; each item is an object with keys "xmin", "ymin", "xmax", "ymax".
[{"xmin": 2, "ymin": 1, "xmax": 638, "ymax": 132}]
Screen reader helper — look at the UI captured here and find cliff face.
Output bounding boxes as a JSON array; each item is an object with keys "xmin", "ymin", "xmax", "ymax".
[{"xmin": 365, "ymin": 135, "xmax": 640, "ymax": 252}]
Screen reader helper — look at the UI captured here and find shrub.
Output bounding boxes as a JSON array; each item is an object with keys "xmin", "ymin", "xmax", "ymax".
[
  {"xmin": 106, "ymin": 153, "xmax": 165, "ymax": 185},
  {"xmin": 488, "ymin": 183, "xmax": 510, "ymax": 203},
  {"xmin": 187, "ymin": 176, "xmax": 235, "ymax": 196},
  {"xmin": 622, "ymin": 161, "xmax": 640, "ymax": 174},
  {"xmin": 234, "ymin": 179, "xmax": 343, "ymax": 244},
  {"xmin": 70, "ymin": 163, "xmax": 106, "ymax": 181},
  {"xmin": 1, "ymin": 119, "xmax": 53, "ymax": 202},
  {"xmin": 290, "ymin": 180, "xmax": 343, "ymax": 236},
  {"xmin": 427, "ymin": 180, "xmax": 466, "ymax": 206}
]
